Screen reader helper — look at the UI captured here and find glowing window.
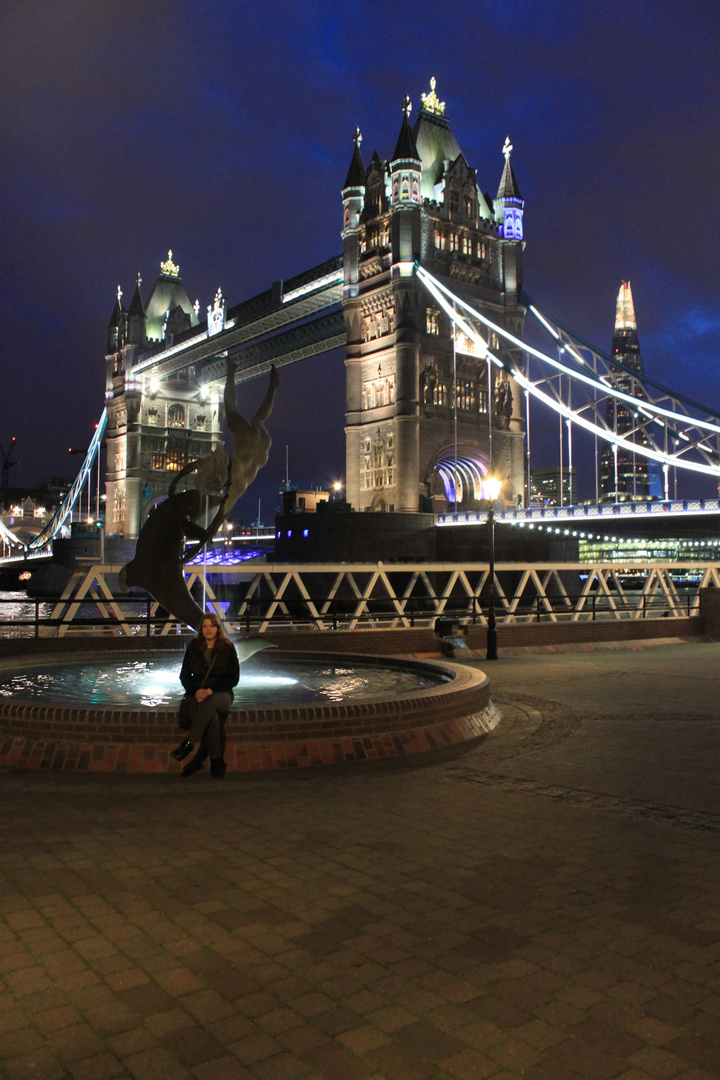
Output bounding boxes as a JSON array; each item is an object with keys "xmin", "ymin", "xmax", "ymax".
[
  {"xmin": 166, "ymin": 449, "xmax": 188, "ymax": 471},
  {"xmin": 167, "ymin": 404, "xmax": 186, "ymax": 428}
]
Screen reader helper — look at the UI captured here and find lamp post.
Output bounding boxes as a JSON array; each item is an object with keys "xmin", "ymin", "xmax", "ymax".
[{"xmin": 483, "ymin": 474, "xmax": 503, "ymax": 661}]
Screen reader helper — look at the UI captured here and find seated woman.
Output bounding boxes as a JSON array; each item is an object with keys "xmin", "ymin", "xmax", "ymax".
[{"xmin": 171, "ymin": 613, "xmax": 240, "ymax": 778}]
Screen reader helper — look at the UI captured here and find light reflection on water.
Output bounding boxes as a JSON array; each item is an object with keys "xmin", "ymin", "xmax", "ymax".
[{"xmin": 0, "ymin": 657, "xmax": 447, "ymax": 708}]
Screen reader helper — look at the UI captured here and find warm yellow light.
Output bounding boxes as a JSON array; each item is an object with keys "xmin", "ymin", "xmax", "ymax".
[
  {"xmin": 484, "ymin": 475, "xmax": 502, "ymax": 501},
  {"xmin": 333, "ymin": 481, "xmax": 342, "ymax": 492}
]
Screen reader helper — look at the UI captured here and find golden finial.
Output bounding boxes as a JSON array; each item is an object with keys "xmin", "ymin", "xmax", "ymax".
[
  {"xmin": 502, "ymin": 136, "xmax": 513, "ymax": 161},
  {"xmin": 402, "ymin": 94, "xmax": 412, "ymax": 116},
  {"xmin": 421, "ymin": 76, "xmax": 445, "ymax": 116},
  {"xmin": 354, "ymin": 126, "xmax": 362, "ymax": 148},
  {"xmin": 160, "ymin": 250, "xmax": 180, "ymax": 277}
]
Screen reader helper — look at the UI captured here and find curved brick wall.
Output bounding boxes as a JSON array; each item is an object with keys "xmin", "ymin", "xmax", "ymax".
[{"xmin": 0, "ymin": 651, "xmax": 497, "ymax": 774}]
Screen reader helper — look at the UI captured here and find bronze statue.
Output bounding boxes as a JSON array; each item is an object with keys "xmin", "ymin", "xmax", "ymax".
[
  {"xmin": 221, "ymin": 359, "xmax": 280, "ymax": 522},
  {"xmin": 118, "ymin": 361, "xmax": 280, "ymax": 633}
]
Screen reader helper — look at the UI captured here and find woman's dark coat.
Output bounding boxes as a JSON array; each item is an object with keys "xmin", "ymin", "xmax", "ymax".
[{"xmin": 179, "ymin": 638, "xmax": 240, "ymax": 700}]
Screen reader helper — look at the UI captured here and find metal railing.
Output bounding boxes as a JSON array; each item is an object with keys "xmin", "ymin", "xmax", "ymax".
[{"xmin": 1, "ymin": 560, "xmax": 714, "ymax": 638}]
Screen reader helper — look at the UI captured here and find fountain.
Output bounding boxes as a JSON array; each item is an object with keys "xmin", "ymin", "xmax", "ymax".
[{"xmin": 0, "ymin": 639, "xmax": 498, "ymax": 773}]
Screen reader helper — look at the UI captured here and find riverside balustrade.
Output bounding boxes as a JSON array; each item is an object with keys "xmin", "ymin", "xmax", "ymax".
[{"xmin": 0, "ymin": 561, "xmax": 717, "ymax": 638}]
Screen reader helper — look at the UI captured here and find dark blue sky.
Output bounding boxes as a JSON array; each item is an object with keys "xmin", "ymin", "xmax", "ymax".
[{"xmin": 2, "ymin": 0, "xmax": 719, "ymax": 511}]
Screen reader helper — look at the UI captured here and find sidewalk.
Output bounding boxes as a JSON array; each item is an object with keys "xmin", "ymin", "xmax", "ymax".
[{"xmin": 2, "ymin": 637, "xmax": 720, "ymax": 1080}]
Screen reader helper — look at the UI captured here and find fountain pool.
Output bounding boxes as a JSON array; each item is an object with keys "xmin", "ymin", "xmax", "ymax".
[{"xmin": 0, "ymin": 647, "xmax": 499, "ymax": 774}]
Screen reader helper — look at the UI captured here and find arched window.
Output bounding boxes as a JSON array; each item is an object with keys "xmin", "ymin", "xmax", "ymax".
[{"xmin": 167, "ymin": 404, "xmax": 186, "ymax": 428}]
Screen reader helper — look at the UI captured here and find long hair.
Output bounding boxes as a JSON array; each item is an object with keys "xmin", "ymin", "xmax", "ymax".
[{"xmin": 196, "ymin": 612, "xmax": 230, "ymax": 649}]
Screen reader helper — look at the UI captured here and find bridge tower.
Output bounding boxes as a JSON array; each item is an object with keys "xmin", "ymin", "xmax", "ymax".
[
  {"xmin": 104, "ymin": 253, "xmax": 224, "ymax": 539},
  {"xmin": 341, "ymin": 79, "xmax": 526, "ymax": 514}
]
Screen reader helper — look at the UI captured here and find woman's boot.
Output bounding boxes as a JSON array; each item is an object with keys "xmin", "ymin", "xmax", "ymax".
[
  {"xmin": 170, "ymin": 739, "xmax": 194, "ymax": 762},
  {"xmin": 182, "ymin": 746, "xmax": 208, "ymax": 777}
]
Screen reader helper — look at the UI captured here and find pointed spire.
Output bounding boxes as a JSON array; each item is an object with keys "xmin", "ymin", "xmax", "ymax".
[
  {"xmin": 615, "ymin": 281, "xmax": 637, "ymax": 331},
  {"xmin": 126, "ymin": 272, "xmax": 147, "ymax": 345},
  {"xmin": 496, "ymin": 136, "xmax": 522, "ymax": 200},
  {"xmin": 128, "ymin": 273, "xmax": 145, "ymax": 317},
  {"xmin": 392, "ymin": 95, "xmax": 420, "ymax": 162},
  {"xmin": 343, "ymin": 126, "xmax": 366, "ymax": 189},
  {"xmin": 108, "ymin": 286, "xmax": 123, "ymax": 329}
]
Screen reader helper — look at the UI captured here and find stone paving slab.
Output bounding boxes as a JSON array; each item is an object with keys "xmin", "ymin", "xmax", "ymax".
[{"xmin": 2, "ymin": 638, "xmax": 720, "ymax": 1079}]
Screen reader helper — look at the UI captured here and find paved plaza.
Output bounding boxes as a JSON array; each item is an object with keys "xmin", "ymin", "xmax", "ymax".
[{"xmin": 3, "ymin": 637, "xmax": 720, "ymax": 1080}]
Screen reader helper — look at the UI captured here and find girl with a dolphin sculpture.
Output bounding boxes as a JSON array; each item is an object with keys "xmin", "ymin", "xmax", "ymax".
[{"xmin": 118, "ymin": 359, "xmax": 281, "ymax": 774}]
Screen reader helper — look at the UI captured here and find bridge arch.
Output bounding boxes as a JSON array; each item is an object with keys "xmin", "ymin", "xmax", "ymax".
[{"xmin": 425, "ymin": 442, "xmax": 490, "ymax": 509}]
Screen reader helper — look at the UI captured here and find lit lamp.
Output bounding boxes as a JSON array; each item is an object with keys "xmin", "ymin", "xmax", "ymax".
[{"xmin": 483, "ymin": 473, "xmax": 503, "ymax": 661}]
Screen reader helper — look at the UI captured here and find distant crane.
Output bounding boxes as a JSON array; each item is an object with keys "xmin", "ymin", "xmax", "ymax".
[{"xmin": 1, "ymin": 437, "xmax": 18, "ymax": 489}]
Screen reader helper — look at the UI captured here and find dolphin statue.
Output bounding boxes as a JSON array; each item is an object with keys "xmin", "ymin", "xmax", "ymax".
[{"xmin": 117, "ymin": 487, "xmax": 275, "ymax": 661}]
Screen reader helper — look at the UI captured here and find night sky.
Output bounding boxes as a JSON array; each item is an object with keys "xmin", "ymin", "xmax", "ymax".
[{"xmin": 2, "ymin": 0, "xmax": 719, "ymax": 514}]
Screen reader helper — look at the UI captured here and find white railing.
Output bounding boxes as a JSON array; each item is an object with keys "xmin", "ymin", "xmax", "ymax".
[{"xmin": 15, "ymin": 560, "xmax": 716, "ymax": 637}]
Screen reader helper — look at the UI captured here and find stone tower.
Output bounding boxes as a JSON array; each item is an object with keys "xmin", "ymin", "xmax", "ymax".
[
  {"xmin": 341, "ymin": 79, "xmax": 526, "ymax": 514},
  {"xmin": 104, "ymin": 253, "xmax": 224, "ymax": 539},
  {"xmin": 599, "ymin": 281, "xmax": 662, "ymax": 502}
]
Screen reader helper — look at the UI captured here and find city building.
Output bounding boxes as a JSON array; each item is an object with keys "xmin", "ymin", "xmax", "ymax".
[
  {"xmin": 599, "ymin": 282, "xmax": 663, "ymax": 502},
  {"xmin": 530, "ymin": 465, "xmax": 577, "ymax": 507},
  {"xmin": 341, "ymin": 79, "xmax": 526, "ymax": 515}
]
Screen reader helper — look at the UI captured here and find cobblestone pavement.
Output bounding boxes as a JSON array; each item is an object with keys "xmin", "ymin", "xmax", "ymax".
[{"xmin": 3, "ymin": 637, "xmax": 720, "ymax": 1080}]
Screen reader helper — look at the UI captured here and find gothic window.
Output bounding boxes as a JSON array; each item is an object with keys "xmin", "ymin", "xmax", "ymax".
[
  {"xmin": 433, "ymin": 382, "xmax": 447, "ymax": 406},
  {"xmin": 167, "ymin": 404, "xmax": 186, "ymax": 428},
  {"xmin": 462, "ymin": 235, "xmax": 472, "ymax": 255},
  {"xmin": 376, "ymin": 383, "xmax": 385, "ymax": 407},
  {"xmin": 387, "ymin": 454, "xmax": 395, "ymax": 486},
  {"xmin": 479, "ymin": 242, "xmax": 487, "ymax": 260},
  {"xmin": 392, "ymin": 177, "xmax": 399, "ymax": 202},
  {"xmin": 166, "ymin": 449, "xmax": 188, "ymax": 471},
  {"xmin": 364, "ymin": 438, "xmax": 371, "ymax": 453},
  {"xmin": 386, "ymin": 433, "xmax": 394, "ymax": 451},
  {"xmin": 151, "ymin": 453, "xmax": 165, "ymax": 470},
  {"xmin": 412, "ymin": 178, "xmax": 420, "ymax": 203},
  {"xmin": 449, "ymin": 232, "xmax": 458, "ymax": 252},
  {"xmin": 401, "ymin": 177, "xmax": 409, "ymax": 200},
  {"xmin": 115, "ymin": 448, "xmax": 126, "ymax": 474},
  {"xmin": 361, "ymin": 455, "xmax": 373, "ymax": 490},
  {"xmin": 195, "ymin": 414, "xmax": 206, "ymax": 430},
  {"xmin": 449, "ymin": 188, "xmax": 459, "ymax": 215},
  {"xmin": 426, "ymin": 308, "xmax": 440, "ymax": 335},
  {"xmin": 464, "ymin": 196, "xmax": 474, "ymax": 219},
  {"xmin": 435, "ymin": 228, "xmax": 445, "ymax": 251},
  {"xmin": 114, "ymin": 492, "xmax": 125, "ymax": 530},
  {"xmin": 456, "ymin": 380, "xmax": 476, "ymax": 411}
]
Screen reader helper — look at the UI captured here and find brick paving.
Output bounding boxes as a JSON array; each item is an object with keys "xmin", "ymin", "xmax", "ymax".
[{"xmin": 2, "ymin": 636, "xmax": 720, "ymax": 1079}]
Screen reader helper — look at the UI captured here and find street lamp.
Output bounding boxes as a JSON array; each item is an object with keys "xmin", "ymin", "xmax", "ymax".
[{"xmin": 483, "ymin": 473, "xmax": 503, "ymax": 661}]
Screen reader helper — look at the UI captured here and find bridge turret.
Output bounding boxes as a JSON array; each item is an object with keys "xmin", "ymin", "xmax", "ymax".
[
  {"xmin": 494, "ymin": 136, "xmax": 524, "ymax": 292},
  {"xmin": 126, "ymin": 273, "xmax": 147, "ymax": 347},
  {"xmin": 341, "ymin": 127, "xmax": 366, "ymax": 301},
  {"xmin": 389, "ymin": 95, "xmax": 422, "ymax": 274},
  {"xmin": 107, "ymin": 285, "xmax": 125, "ymax": 355}
]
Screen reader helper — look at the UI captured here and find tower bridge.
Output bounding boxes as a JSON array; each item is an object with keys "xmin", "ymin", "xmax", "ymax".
[{"xmin": 5, "ymin": 78, "xmax": 720, "ymax": 557}]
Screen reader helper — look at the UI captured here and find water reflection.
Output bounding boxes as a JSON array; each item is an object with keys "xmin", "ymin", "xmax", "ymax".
[{"xmin": 0, "ymin": 656, "xmax": 447, "ymax": 708}]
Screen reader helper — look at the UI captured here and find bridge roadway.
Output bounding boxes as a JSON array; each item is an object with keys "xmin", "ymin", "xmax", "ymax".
[
  {"xmin": 131, "ymin": 255, "xmax": 345, "ymax": 385},
  {"xmin": 440, "ymin": 497, "xmax": 720, "ymax": 541}
]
